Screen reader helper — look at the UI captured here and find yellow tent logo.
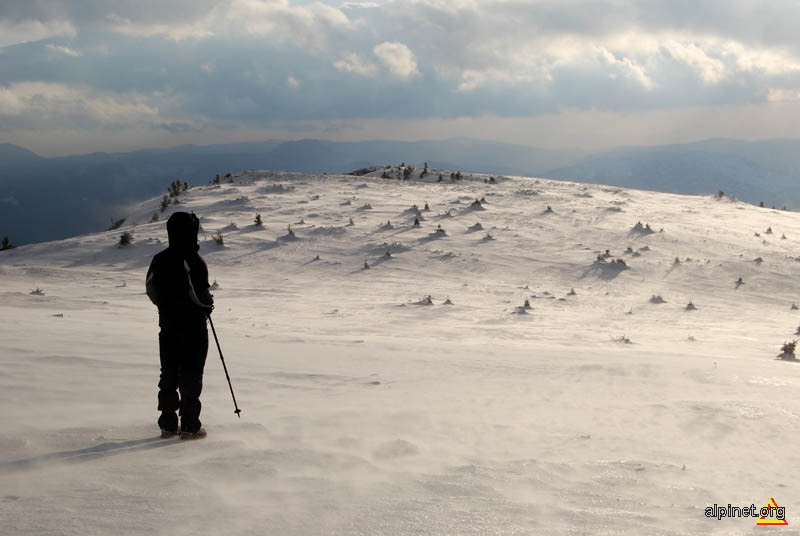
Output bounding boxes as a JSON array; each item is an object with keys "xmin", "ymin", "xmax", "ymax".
[{"xmin": 757, "ymin": 498, "xmax": 788, "ymax": 526}]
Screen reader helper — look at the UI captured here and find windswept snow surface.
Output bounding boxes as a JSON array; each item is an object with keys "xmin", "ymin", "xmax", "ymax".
[{"xmin": 2, "ymin": 168, "xmax": 800, "ymax": 535}]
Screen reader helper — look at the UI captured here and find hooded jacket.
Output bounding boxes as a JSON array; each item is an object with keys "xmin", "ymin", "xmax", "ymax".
[{"xmin": 146, "ymin": 212, "xmax": 214, "ymax": 329}]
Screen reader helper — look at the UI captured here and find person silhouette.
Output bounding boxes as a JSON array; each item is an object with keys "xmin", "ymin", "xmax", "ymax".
[{"xmin": 146, "ymin": 212, "xmax": 214, "ymax": 439}]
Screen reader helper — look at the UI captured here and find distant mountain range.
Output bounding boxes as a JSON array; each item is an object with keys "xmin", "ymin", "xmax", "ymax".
[{"xmin": 1, "ymin": 137, "xmax": 799, "ymax": 245}]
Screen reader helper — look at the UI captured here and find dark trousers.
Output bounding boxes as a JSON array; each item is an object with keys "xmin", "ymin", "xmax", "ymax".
[{"xmin": 158, "ymin": 327, "xmax": 208, "ymax": 433}]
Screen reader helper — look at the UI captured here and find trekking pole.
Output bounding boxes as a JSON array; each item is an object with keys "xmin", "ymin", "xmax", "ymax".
[{"xmin": 207, "ymin": 315, "xmax": 242, "ymax": 418}]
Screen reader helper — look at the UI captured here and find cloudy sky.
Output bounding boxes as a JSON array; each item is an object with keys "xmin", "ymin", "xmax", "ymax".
[{"xmin": 3, "ymin": 0, "xmax": 800, "ymax": 156}]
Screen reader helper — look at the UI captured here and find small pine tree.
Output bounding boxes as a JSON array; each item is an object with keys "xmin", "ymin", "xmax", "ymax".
[
  {"xmin": 160, "ymin": 194, "xmax": 170, "ymax": 212},
  {"xmin": 150, "ymin": 212, "xmax": 160, "ymax": 223},
  {"xmin": 168, "ymin": 179, "xmax": 183, "ymax": 197},
  {"xmin": 364, "ymin": 258, "xmax": 369, "ymax": 269},
  {"xmin": 1, "ymin": 236, "xmax": 12, "ymax": 251},
  {"xmin": 414, "ymin": 216, "xmax": 420, "ymax": 227},
  {"xmin": 255, "ymin": 213, "xmax": 263, "ymax": 226}
]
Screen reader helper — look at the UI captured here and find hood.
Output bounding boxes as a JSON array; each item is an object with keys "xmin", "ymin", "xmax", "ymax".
[{"xmin": 167, "ymin": 211, "xmax": 200, "ymax": 251}]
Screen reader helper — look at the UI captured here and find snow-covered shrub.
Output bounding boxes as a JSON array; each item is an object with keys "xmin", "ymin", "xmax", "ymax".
[
  {"xmin": 108, "ymin": 218, "xmax": 125, "ymax": 231},
  {"xmin": 213, "ymin": 232, "xmax": 224, "ymax": 245},
  {"xmin": 119, "ymin": 231, "xmax": 134, "ymax": 247},
  {"xmin": 649, "ymin": 295, "xmax": 666, "ymax": 304},
  {"xmin": 778, "ymin": 340, "xmax": 796, "ymax": 360},
  {"xmin": 150, "ymin": 212, "xmax": 160, "ymax": 223},
  {"xmin": 631, "ymin": 221, "xmax": 655, "ymax": 235}
]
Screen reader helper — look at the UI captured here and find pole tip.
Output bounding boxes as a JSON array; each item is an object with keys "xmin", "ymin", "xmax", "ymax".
[{"xmin": 235, "ymin": 409, "xmax": 242, "ymax": 418}]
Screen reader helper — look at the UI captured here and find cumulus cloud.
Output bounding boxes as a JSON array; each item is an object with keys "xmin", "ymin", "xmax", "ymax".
[
  {"xmin": 213, "ymin": 0, "xmax": 353, "ymax": 51},
  {"xmin": 767, "ymin": 88, "xmax": 800, "ymax": 102},
  {"xmin": 333, "ymin": 53, "xmax": 379, "ymax": 76},
  {"xmin": 0, "ymin": 19, "xmax": 76, "ymax": 47},
  {"xmin": 0, "ymin": 82, "xmax": 168, "ymax": 129},
  {"xmin": 373, "ymin": 42, "xmax": 420, "ymax": 78},
  {"xmin": 45, "ymin": 44, "xmax": 82, "ymax": 57}
]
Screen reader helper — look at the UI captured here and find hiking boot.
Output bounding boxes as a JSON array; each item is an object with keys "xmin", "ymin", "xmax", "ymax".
[
  {"xmin": 180, "ymin": 428, "xmax": 207, "ymax": 440},
  {"xmin": 160, "ymin": 428, "xmax": 180, "ymax": 439}
]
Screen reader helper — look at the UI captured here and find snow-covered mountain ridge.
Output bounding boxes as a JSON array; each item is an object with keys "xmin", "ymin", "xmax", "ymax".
[{"xmin": 1, "ymin": 167, "xmax": 799, "ymax": 535}]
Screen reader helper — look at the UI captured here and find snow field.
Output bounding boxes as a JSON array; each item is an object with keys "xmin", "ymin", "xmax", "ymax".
[{"xmin": 2, "ymin": 168, "xmax": 800, "ymax": 534}]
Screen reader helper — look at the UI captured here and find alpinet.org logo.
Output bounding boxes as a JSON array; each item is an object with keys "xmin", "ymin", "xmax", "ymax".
[{"xmin": 705, "ymin": 497, "xmax": 787, "ymax": 526}]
